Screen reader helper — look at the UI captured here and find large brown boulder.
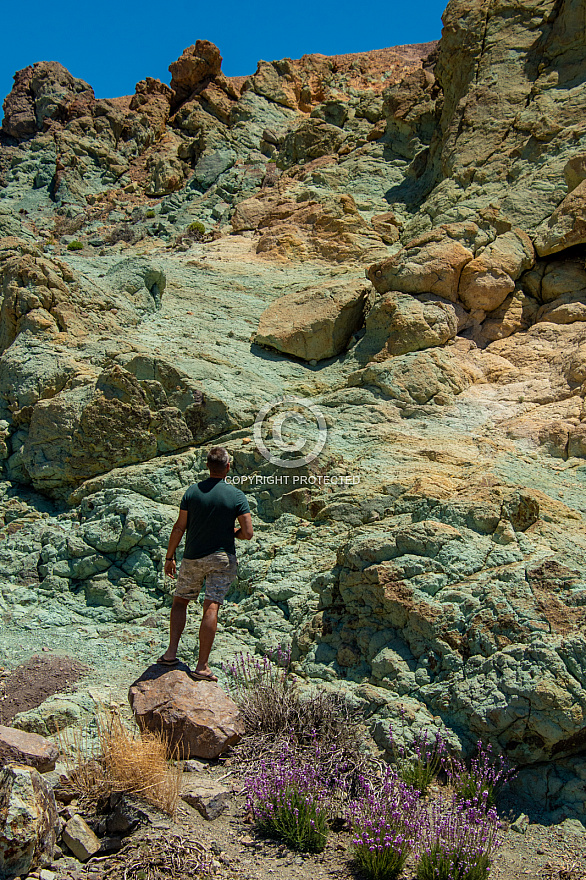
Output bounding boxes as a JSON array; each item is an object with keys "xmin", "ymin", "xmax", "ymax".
[
  {"xmin": 355, "ymin": 293, "xmax": 466, "ymax": 363},
  {"xmin": 129, "ymin": 78, "xmax": 173, "ymax": 140},
  {"xmin": 458, "ymin": 230, "xmax": 535, "ymax": 313},
  {"xmin": 367, "ymin": 229, "xmax": 474, "ymax": 301},
  {"xmin": 0, "ymin": 727, "xmax": 59, "ymax": 773},
  {"xmin": 0, "ymin": 764, "xmax": 57, "ymax": 877},
  {"xmin": 254, "ymin": 280, "xmax": 370, "ymax": 362},
  {"xmin": 1, "ymin": 67, "xmax": 37, "ymax": 138},
  {"xmin": 128, "ymin": 667, "xmax": 244, "ymax": 760},
  {"xmin": 367, "ymin": 226, "xmax": 535, "ymax": 318}
]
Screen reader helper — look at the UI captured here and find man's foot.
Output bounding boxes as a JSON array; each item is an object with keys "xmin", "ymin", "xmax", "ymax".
[
  {"xmin": 157, "ymin": 655, "xmax": 179, "ymax": 667},
  {"xmin": 190, "ymin": 668, "xmax": 218, "ymax": 682}
]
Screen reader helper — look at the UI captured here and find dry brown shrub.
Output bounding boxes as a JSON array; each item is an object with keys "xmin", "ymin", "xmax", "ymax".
[
  {"xmin": 108, "ymin": 222, "xmax": 140, "ymax": 244},
  {"xmin": 101, "ymin": 829, "xmax": 211, "ymax": 880},
  {"xmin": 225, "ymin": 653, "xmax": 372, "ymax": 794},
  {"xmin": 59, "ymin": 709, "xmax": 182, "ymax": 815},
  {"xmin": 52, "ymin": 212, "xmax": 87, "ymax": 239}
]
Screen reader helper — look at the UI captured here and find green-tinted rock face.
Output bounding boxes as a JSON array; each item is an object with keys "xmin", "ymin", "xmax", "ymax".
[
  {"xmin": 2, "ymin": 1, "xmax": 586, "ymax": 820},
  {"xmin": 277, "ymin": 119, "xmax": 347, "ymax": 169}
]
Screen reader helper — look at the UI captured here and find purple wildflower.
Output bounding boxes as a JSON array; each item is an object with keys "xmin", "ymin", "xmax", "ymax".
[
  {"xmin": 244, "ymin": 739, "xmax": 331, "ymax": 853},
  {"xmin": 348, "ymin": 767, "xmax": 423, "ymax": 880},
  {"xmin": 222, "ymin": 645, "xmax": 291, "ymax": 700},
  {"xmin": 448, "ymin": 741, "xmax": 517, "ymax": 810},
  {"xmin": 388, "ymin": 718, "xmax": 448, "ymax": 794},
  {"xmin": 416, "ymin": 793, "xmax": 503, "ymax": 880}
]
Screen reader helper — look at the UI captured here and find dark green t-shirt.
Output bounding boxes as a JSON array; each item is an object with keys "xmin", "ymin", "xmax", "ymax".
[{"xmin": 180, "ymin": 478, "xmax": 250, "ymax": 559}]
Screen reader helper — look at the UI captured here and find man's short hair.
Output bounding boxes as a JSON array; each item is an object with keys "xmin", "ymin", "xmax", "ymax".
[{"xmin": 207, "ymin": 446, "xmax": 230, "ymax": 472}]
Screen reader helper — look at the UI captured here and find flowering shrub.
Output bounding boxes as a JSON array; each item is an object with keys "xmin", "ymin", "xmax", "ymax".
[
  {"xmin": 448, "ymin": 741, "xmax": 516, "ymax": 810},
  {"xmin": 389, "ymin": 712, "xmax": 448, "ymax": 794},
  {"xmin": 224, "ymin": 649, "xmax": 369, "ymax": 791},
  {"xmin": 349, "ymin": 767, "xmax": 422, "ymax": 880},
  {"xmin": 245, "ymin": 741, "xmax": 332, "ymax": 852},
  {"xmin": 223, "ymin": 646, "xmax": 291, "ymax": 701},
  {"xmin": 416, "ymin": 795, "xmax": 502, "ymax": 880}
]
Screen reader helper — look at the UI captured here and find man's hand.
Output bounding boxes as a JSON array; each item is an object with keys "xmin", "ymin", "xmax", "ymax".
[{"xmin": 164, "ymin": 510, "xmax": 187, "ymax": 578}]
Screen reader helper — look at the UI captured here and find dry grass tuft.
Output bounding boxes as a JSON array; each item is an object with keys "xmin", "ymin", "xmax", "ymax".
[{"xmin": 59, "ymin": 709, "xmax": 182, "ymax": 815}]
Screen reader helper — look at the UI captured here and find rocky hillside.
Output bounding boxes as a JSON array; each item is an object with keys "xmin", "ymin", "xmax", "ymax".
[{"xmin": 1, "ymin": 0, "xmax": 585, "ymax": 820}]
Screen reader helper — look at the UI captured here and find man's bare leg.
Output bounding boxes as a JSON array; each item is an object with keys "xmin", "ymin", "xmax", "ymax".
[
  {"xmin": 195, "ymin": 599, "xmax": 219, "ymax": 675},
  {"xmin": 161, "ymin": 596, "xmax": 189, "ymax": 662}
]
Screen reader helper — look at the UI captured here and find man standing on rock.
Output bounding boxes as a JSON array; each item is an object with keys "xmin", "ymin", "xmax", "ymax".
[{"xmin": 158, "ymin": 446, "xmax": 253, "ymax": 681}]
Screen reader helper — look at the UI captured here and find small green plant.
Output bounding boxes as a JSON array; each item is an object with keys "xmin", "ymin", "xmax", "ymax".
[
  {"xmin": 224, "ymin": 646, "xmax": 290, "ymax": 701},
  {"xmin": 389, "ymin": 709, "xmax": 447, "ymax": 794},
  {"xmin": 398, "ymin": 731, "xmax": 445, "ymax": 793},
  {"xmin": 418, "ymin": 845, "xmax": 491, "ymax": 880},
  {"xmin": 146, "ymin": 209, "xmax": 156, "ymax": 218},
  {"xmin": 260, "ymin": 783, "xmax": 329, "ymax": 852},
  {"xmin": 188, "ymin": 220, "xmax": 206, "ymax": 235},
  {"xmin": 67, "ymin": 240, "xmax": 84, "ymax": 250},
  {"xmin": 172, "ymin": 220, "xmax": 208, "ymax": 249}
]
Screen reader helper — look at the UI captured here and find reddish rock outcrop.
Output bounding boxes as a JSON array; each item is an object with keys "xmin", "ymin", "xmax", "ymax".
[
  {"xmin": 233, "ymin": 191, "xmax": 386, "ymax": 263},
  {"xmin": 1, "ymin": 61, "xmax": 94, "ymax": 139},
  {"xmin": 169, "ymin": 40, "xmax": 223, "ymax": 106},
  {"xmin": 1, "ymin": 67, "xmax": 37, "ymax": 138},
  {"xmin": 129, "ymin": 78, "xmax": 173, "ymax": 140}
]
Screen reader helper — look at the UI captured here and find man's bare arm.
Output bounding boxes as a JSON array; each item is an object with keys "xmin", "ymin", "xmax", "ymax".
[
  {"xmin": 164, "ymin": 509, "xmax": 188, "ymax": 578},
  {"xmin": 234, "ymin": 512, "xmax": 253, "ymax": 540}
]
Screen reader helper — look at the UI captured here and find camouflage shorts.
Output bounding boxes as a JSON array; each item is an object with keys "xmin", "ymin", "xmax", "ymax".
[{"xmin": 174, "ymin": 551, "xmax": 238, "ymax": 605}]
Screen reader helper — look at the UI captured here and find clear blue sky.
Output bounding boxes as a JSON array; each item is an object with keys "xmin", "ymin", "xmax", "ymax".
[{"xmin": 1, "ymin": 0, "xmax": 446, "ymax": 113}]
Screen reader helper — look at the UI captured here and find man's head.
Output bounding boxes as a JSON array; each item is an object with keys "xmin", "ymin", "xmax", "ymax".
[{"xmin": 207, "ymin": 446, "xmax": 230, "ymax": 477}]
